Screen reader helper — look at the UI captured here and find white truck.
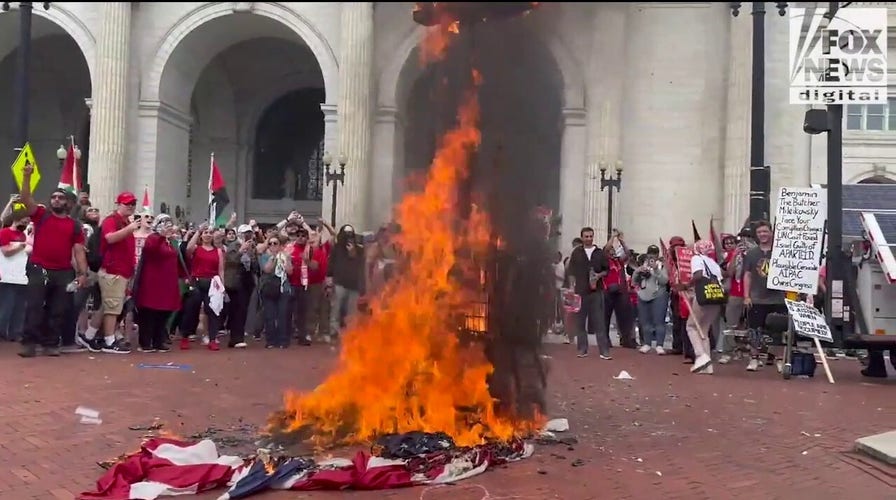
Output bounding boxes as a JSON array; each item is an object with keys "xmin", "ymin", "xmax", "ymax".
[{"xmin": 850, "ymin": 211, "xmax": 896, "ymax": 346}]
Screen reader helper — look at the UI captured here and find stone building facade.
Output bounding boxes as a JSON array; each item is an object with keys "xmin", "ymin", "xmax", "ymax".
[{"xmin": 0, "ymin": 2, "xmax": 894, "ymax": 251}]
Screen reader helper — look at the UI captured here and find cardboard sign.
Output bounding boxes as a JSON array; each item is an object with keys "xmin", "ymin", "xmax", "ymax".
[
  {"xmin": 785, "ymin": 299, "xmax": 833, "ymax": 342},
  {"xmin": 768, "ymin": 187, "xmax": 827, "ymax": 294},
  {"xmin": 674, "ymin": 246, "xmax": 694, "ymax": 284}
]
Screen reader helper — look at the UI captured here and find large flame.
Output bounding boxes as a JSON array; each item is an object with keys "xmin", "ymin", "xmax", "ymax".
[{"xmin": 275, "ymin": 26, "xmax": 539, "ymax": 448}]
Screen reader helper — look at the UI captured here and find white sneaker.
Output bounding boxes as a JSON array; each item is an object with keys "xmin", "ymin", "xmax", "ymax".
[
  {"xmin": 699, "ymin": 364, "xmax": 714, "ymax": 375},
  {"xmin": 718, "ymin": 354, "xmax": 731, "ymax": 364},
  {"xmin": 638, "ymin": 345, "xmax": 652, "ymax": 354},
  {"xmin": 746, "ymin": 358, "xmax": 761, "ymax": 371},
  {"xmin": 233, "ymin": 342, "xmax": 247, "ymax": 348},
  {"xmin": 692, "ymin": 354, "xmax": 712, "ymax": 372},
  {"xmin": 201, "ymin": 335, "xmax": 210, "ymax": 346},
  {"xmin": 655, "ymin": 346, "xmax": 666, "ymax": 355}
]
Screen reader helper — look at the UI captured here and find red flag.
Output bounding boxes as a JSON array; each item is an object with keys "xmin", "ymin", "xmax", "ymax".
[{"xmin": 142, "ymin": 185, "xmax": 151, "ymax": 214}]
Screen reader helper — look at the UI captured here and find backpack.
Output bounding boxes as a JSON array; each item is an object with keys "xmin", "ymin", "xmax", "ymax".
[
  {"xmin": 86, "ymin": 226, "xmax": 104, "ymax": 272},
  {"xmin": 87, "ymin": 215, "xmax": 125, "ymax": 272}
]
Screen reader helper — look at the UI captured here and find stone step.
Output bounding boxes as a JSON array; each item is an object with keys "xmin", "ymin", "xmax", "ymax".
[{"xmin": 855, "ymin": 430, "xmax": 896, "ymax": 465}]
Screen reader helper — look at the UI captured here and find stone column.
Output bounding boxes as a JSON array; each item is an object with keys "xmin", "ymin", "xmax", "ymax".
[
  {"xmin": 722, "ymin": 13, "xmax": 752, "ymax": 232},
  {"xmin": 370, "ymin": 106, "xmax": 399, "ymax": 225},
  {"xmin": 87, "ymin": 3, "xmax": 131, "ymax": 213},
  {"xmin": 586, "ymin": 4, "xmax": 627, "ymax": 243},
  {"xmin": 320, "ymin": 103, "xmax": 339, "ymax": 224},
  {"xmin": 559, "ymin": 108, "xmax": 588, "ymax": 242},
  {"xmin": 335, "ymin": 2, "xmax": 374, "ymax": 229}
]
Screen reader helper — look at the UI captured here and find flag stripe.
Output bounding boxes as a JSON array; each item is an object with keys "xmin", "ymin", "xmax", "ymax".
[{"xmin": 79, "ymin": 438, "xmax": 533, "ymax": 500}]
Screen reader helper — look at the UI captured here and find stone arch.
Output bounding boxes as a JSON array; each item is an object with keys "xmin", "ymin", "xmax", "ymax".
[
  {"xmin": 377, "ymin": 22, "xmax": 585, "ymax": 111},
  {"xmin": 848, "ymin": 169, "xmax": 896, "ymax": 184},
  {"xmin": 0, "ymin": 4, "xmax": 96, "ymax": 84},
  {"xmin": 142, "ymin": 2, "xmax": 338, "ymax": 109},
  {"xmin": 857, "ymin": 174, "xmax": 896, "ymax": 184}
]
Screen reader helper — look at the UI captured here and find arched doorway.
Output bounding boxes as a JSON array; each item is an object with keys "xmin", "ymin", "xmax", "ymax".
[
  {"xmin": 0, "ymin": 13, "xmax": 91, "ymax": 200},
  {"xmin": 399, "ymin": 21, "xmax": 564, "ymax": 234},
  {"xmin": 252, "ymin": 88, "xmax": 326, "ymax": 202},
  {"xmin": 151, "ymin": 11, "xmax": 330, "ymax": 222},
  {"xmin": 858, "ymin": 175, "xmax": 896, "ymax": 185}
]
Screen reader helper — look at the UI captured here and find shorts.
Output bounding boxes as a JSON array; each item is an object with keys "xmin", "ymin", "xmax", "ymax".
[
  {"xmin": 98, "ymin": 269, "xmax": 129, "ymax": 316},
  {"xmin": 746, "ymin": 303, "xmax": 788, "ymax": 330}
]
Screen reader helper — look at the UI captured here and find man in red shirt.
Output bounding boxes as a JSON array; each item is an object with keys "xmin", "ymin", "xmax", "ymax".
[
  {"xmin": 91, "ymin": 192, "xmax": 141, "ymax": 354},
  {"xmin": 16, "ymin": 163, "xmax": 88, "ymax": 357}
]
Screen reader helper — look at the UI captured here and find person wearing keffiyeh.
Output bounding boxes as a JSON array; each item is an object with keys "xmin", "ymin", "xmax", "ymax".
[{"xmin": 258, "ymin": 235, "xmax": 294, "ymax": 348}]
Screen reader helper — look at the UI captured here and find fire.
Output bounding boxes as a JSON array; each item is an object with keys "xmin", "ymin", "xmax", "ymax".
[
  {"xmin": 274, "ymin": 23, "xmax": 543, "ymax": 447},
  {"xmin": 420, "ymin": 19, "xmax": 458, "ymax": 64}
]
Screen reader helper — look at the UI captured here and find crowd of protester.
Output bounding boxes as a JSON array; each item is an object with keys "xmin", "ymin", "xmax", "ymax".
[{"xmin": 1, "ymin": 164, "xmax": 402, "ymax": 357}]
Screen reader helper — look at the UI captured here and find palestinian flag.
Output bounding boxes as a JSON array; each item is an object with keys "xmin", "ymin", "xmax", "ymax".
[
  {"xmin": 208, "ymin": 154, "xmax": 229, "ymax": 228},
  {"xmin": 691, "ymin": 220, "xmax": 702, "ymax": 243},
  {"xmin": 58, "ymin": 143, "xmax": 81, "ymax": 196}
]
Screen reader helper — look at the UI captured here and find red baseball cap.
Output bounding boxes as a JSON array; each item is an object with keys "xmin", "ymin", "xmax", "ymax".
[
  {"xmin": 116, "ymin": 192, "xmax": 137, "ymax": 205},
  {"xmin": 668, "ymin": 236, "xmax": 686, "ymax": 248}
]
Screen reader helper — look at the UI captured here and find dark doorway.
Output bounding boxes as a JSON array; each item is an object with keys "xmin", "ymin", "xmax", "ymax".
[{"xmin": 252, "ymin": 88, "xmax": 326, "ymax": 200}]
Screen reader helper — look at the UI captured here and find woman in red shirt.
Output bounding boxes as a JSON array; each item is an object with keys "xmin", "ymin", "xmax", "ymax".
[
  {"xmin": 603, "ymin": 237, "xmax": 638, "ymax": 348},
  {"xmin": 179, "ymin": 224, "xmax": 224, "ymax": 350},
  {"xmin": 133, "ymin": 215, "xmax": 182, "ymax": 352}
]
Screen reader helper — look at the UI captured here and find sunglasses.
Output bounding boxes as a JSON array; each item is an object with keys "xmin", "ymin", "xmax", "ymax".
[
  {"xmin": 50, "ymin": 194, "xmax": 67, "ymax": 200},
  {"xmin": 124, "ymin": 202, "xmax": 137, "ymax": 207},
  {"xmin": 268, "ymin": 240, "xmax": 280, "ymax": 246}
]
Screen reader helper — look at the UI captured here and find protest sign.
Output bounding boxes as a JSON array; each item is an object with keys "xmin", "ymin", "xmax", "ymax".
[
  {"xmin": 768, "ymin": 187, "xmax": 827, "ymax": 294},
  {"xmin": 785, "ymin": 299, "xmax": 833, "ymax": 342}
]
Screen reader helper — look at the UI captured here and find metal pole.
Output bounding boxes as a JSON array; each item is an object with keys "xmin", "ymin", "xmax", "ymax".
[
  {"xmin": 824, "ymin": 1, "xmax": 843, "ymax": 339},
  {"xmin": 606, "ymin": 185, "xmax": 614, "ymax": 241},
  {"xmin": 749, "ymin": 1, "xmax": 768, "ymax": 223},
  {"xmin": 14, "ymin": 2, "xmax": 33, "ymax": 148},
  {"xmin": 330, "ymin": 172, "xmax": 338, "ymax": 227}
]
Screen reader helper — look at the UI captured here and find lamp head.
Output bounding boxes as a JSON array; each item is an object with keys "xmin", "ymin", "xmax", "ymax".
[
  {"xmin": 322, "ymin": 151, "xmax": 332, "ymax": 166},
  {"xmin": 56, "ymin": 145, "xmax": 67, "ymax": 160},
  {"xmin": 729, "ymin": 2, "xmax": 742, "ymax": 17},
  {"xmin": 615, "ymin": 160, "xmax": 623, "ymax": 174},
  {"xmin": 73, "ymin": 146, "xmax": 82, "ymax": 160},
  {"xmin": 338, "ymin": 153, "xmax": 348, "ymax": 167}
]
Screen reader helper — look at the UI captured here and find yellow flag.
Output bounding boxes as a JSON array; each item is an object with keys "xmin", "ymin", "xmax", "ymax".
[{"xmin": 10, "ymin": 142, "xmax": 41, "ymax": 194}]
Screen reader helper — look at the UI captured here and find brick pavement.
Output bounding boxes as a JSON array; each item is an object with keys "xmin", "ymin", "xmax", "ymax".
[{"xmin": 0, "ymin": 340, "xmax": 894, "ymax": 500}]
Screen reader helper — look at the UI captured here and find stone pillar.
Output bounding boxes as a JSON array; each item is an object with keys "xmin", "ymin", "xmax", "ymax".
[
  {"xmin": 370, "ymin": 106, "xmax": 399, "ymax": 225},
  {"xmin": 586, "ymin": 4, "xmax": 627, "ymax": 243},
  {"xmin": 722, "ymin": 12, "xmax": 752, "ymax": 232},
  {"xmin": 558, "ymin": 108, "xmax": 588, "ymax": 242},
  {"xmin": 87, "ymin": 3, "xmax": 131, "ymax": 213},
  {"xmin": 320, "ymin": 103, "xmax": 339, "ymax": 225},
  {"xmin": 335, "ymin": 2, "xmax": 374, "ymax": 229}
]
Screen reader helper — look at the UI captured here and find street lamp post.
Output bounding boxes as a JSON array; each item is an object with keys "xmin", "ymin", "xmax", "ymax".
[
  {"xmin": 599, "ymin": 160, "xmax": 623, "ymax": 241},
  {"xmin": 730, "ymin": 2, "xmax": 789, "ymax": 226},
  {"xmin": 323, "ymin": 152, "xmax": 347, "ymax": 227},
  {"xmin": 56, "ymin": 140, "xmax": 81, "ymax": 167},
  {"xmin": 2, "ymin": 2, "xmax": 51, "ymax": 150}
]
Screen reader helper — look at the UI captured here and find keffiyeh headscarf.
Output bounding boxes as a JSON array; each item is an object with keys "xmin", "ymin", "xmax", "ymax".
[
  {"xmin": 694, "ymin": 239, "xmax": 714, "ymax": 256},
  {"xmin": 153, "ymin": 214, "xmax": 173, "ymax": 233}
]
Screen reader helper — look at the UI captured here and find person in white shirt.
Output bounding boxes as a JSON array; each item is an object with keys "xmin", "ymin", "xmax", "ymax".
[{"xmin": 677, "ymin": 239, "xmax": 724, "ymax": 375}]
